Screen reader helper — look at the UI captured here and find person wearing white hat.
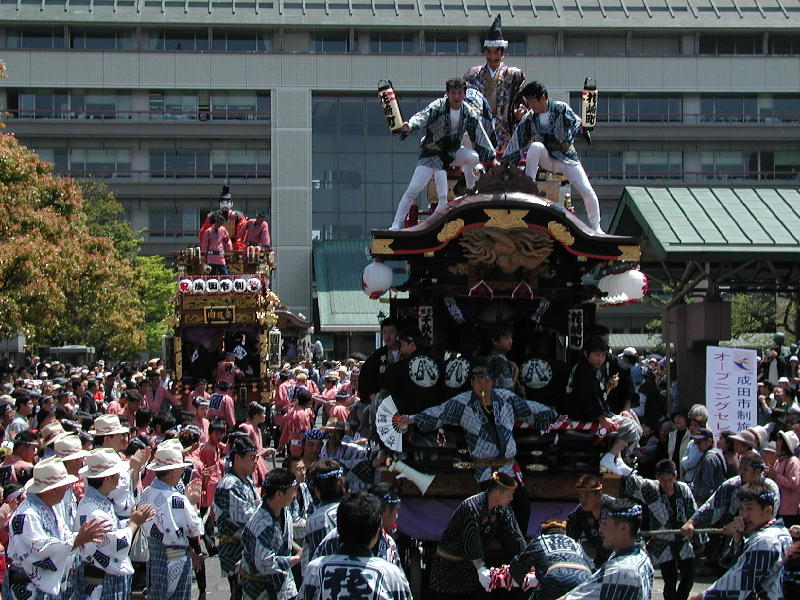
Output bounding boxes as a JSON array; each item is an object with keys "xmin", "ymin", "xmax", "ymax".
[
  {"xmin": 767, "ymin": 430, "xmax": 800, "ymax": 527},
  {"xmin": 75, "ymin": 449, "xmax": 156, "ymax": 600},
  {"xmin": 3, "ymin": 457, "xmax": 111, "ymax": 600},
  {"xmin": 91, "ymin": 414, "xmax": 149, "ymax": 521},
  {"xmin": 138, "ymin": 442, "xmax": 203, "ymax": 600},
  {"xmin": 40, "ymin": 422, "xmax": 65, "ymax": 459}
]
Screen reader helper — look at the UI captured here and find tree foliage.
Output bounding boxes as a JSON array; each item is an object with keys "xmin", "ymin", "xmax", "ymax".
[{"xmin": 0, "ymin": 134, "xmax": 176, "ymax": 358}]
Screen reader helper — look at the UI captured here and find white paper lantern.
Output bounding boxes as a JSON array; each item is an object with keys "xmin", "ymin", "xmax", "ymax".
[
  {"xmin": 233, "ymin": 278, "xmax": 247, "ymax": 293},
  {"xmin": 616, "ymin": 269, "xmax": 648, "ymax": 304},
  {"xmin": 192, "ymin": 279, "xmax": 206, "ymax": 294},
  {"xmin": 219, "ymin": 278, "xmax": 234, "ymax": 293},
  {"xmin": 362, "ymin": 261, "xmax": 393, "ymax": 299},
  {"xmin": 597, "ymin": 270, "xmax": 648, "ymax": 305},
  {"xmin": 206, "ymin": 278, "xmax": 220, "ymax": 293},
  {"xmin": 247, "ymin": 277, "xmax": 262, "ymax": 292},
  {"xmin": 179, "ymin": 279, "xmax": 193, "ymax": 294}
]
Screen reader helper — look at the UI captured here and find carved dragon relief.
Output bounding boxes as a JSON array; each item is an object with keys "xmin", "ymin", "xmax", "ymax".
[{"xmin": 458, "ymin": 227, "xmax": 554, "ymax": 289}]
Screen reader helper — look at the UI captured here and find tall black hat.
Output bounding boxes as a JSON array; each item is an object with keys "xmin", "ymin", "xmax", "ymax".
[{"xmin": 483, "ymin": 15, "xmax": 508, "ymax": 48}]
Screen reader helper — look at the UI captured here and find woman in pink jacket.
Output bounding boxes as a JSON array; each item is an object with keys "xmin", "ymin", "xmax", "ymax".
[{"xmin": 767, "ymin": 429, "xmax": 800, "ymax": 527}]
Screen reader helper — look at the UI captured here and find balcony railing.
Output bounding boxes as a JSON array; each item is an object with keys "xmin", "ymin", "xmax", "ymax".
[
  {"xmin": 59, "ymin": 168, "xmax": 271, "ymax": 180},
  {"xmin": 4, "ymin": 108, "xmax": 271, "ymax": 121}
]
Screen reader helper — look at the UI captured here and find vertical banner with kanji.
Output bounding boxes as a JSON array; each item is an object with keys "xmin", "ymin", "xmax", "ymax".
[{"xmin": 705, "ymin": 345, "xmax": 758, "ymax": 435}]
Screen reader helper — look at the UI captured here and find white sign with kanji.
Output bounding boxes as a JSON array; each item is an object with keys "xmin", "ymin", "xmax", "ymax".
[{"xmin": 705, "ymin": 346, "xmax": 758, "ymax": 435}]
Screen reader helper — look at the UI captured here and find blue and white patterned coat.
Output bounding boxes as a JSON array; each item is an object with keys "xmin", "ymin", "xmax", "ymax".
[
  {"xmin": 5, "ymin": 494, "xmax": 77, "ymax": 599},
  {"xmin": 212, "ymin": 471, "xmax": 260, "ymax": 577},
  {"xmin": 691, "ymin": 475, "xmax": 781, "ymax": 527},
  {"xmin": 74, "ymin": 486, "xmax": 136, "ymax": 600},
  {"xmin": 623, "ymin": 473, "xmax": 702, "ymax": 565},
  {"xmin": 313, "ymin": 528, "xmax": 400, "ymax": 568},
  {"xmin": 503, "ymin": 99, "xmax": 582, "ymax": 165},
  {"xmin": 509, "ymin": 533, "xmax": 594, "ymax": 600},
  {"xmin": 407, "ymin": 97, "xmax": 496, "ymax": 170},
  {"xmin": 564, "ymin": 542, "xmax": 654, "ymax": 600},
  {"xmin": 300, "ymin": 546, "xmax": 412, "ymax": 600},
  {"xmin": 240, "ymin": 505, "xmax": 296, "ymax": 600},
  {"xmin": 302, "ymin": 501, "xmax": 338, "ymax": 573},
  {"xmin": 701, "ymin": 519, "xmax": 792, "ymax": 600},
  {"xmin": 138, "ymin": 479, "xmax": 203, "ymax": 600},
  {"xmin": 287, "ymin": 481, "xmax": 315, "ymax": 542},
  {"xmin": 413, "ymin": 389, "xmax": 557, "ymax": 483}
]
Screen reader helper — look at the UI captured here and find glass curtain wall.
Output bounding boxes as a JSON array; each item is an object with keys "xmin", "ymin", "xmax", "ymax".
[{"xmin": 312, "ymin": 94, "xmax": 438, "ymax": 241}]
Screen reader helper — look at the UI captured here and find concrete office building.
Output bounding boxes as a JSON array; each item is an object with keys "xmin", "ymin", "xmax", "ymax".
[{"xmin": 1, "ymin": 2, "xmax": 798, "ymax": 352}]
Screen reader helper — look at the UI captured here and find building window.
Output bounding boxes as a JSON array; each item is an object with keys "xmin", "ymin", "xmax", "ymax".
[
  {"xmin": 210, "ymin": 92, "xmax": 270, "ymax": 120},
  {"xmin": 769, "ymin": 35, "xmax": 800, "ymax": 56},
  {"xmin": 424, "ymin": 31, "xmax": 468, "ymax": 55},
  {"xmin": 581, "ymin": 151, "xmax": 623, "ymax": 179},
  {"xmin": 6, "ymin": 27, "xmax": 65, "ymax": 49},
  {"xmin": 629, "ymin": 35, "xmax": 681, "ymax": 56},
  {"xmin": 563, "ymin": 34, "xmax": 626, "ymax": 56},
  {"xmin": 505, "ymin": 33, "xmax": 526, "ymax": 56},
  {"xmin": 211, "ymin": 149, "xmax": 270, "ymax": 179},
  {"xmin": 11, "ymin": 90, "xmax": 131, "ymax": 119},
  {"xmin": 369, "ymin": 32, "xmax": 413, "ymax": 54},
  {"xmin": 760, "ymin": 96, "xmax": 800, "ymax": 123},
  {"xmin": 148, "ymin": 207, "xmax": 198, "ymax": 238},
  {"xmin": 698, "ymin": 35, "xmax": 762, "ymax": 55},
  {"xmin": 70, "ymin": 29, "xmax": 133, "ymax": 50},
  {"xmin": 150, "ymin": 29, "xmax": 209, "ymax": 51},
  {"xmin": 149, "ymin": 148, "xmax": 211, "ymax": 178},
  {"xmin": 700, "ymin": 151, "xmax": 759, "ymax": 180},
  {"xmin": 68, "ymin": 148, "xmax": 131, "ymax": 178},
  {"xmin": 623, "ymin": 151, "xmax": 683, "ymax": 180},
  {"xmin": 212, "ymin": 29, "xmax": 271, "ymax": 52},
  {"xmin": 311, "ymin": 31, "xmax": 350, "ymax": 53},
  {"xmin": 700, "ymin": 96, "xmax": 758, "ymax": 123},
  {"xmin": 312, "ymin": 94, "xmax": 437, "ymax": 241},
  {"xmin": 569, "ymin": 93, "xmax": 682, "ymax": 123},
  {"xmin": 31, "ymin": 148, "xmax": 69, "ymax": 173},
  {"xmin": 149, "ymin": 92, "xmax": 199, "ymax": 120}
]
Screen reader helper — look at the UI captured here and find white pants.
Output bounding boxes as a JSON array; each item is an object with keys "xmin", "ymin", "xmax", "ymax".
[
  {"xmin": 392, "ymin": 165, "xmax": 449, "ymax": 229},
  {"xmin": 525, "ymin": 142, "xmax": 602, "ymax": 231}
]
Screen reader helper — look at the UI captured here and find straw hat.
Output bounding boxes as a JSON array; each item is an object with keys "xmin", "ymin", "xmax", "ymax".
[
  {"xmin": 88, "ymin": 414, "xmax": 130, "ymax": 437},
  {"xmin": 53, "ymin": 434, "xmax": 91, "ymax": 462},
  {"xmin": 40, "ymin": 422, "xmax": 65, "ymax": 447},
  {"xmin": 729, "ymin": 430, "xmax": 759, "ymax": 449},
  {"xmin": 321, "ymin": 419, "xmax": 346, "ymax": 432},
  {"xmin": 79, "ymin": 449, "xmax": 128, "ymax": 479},
  {"xmin": 25, "ymin": 456, "xmax": 79, "ymax": 493},
  {"xmin": 147, "ymin": 441, "xmax": 193, "ymax": 472}
]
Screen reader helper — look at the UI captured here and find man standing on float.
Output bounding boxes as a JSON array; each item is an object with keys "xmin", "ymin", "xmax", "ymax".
[
  {"xmin": 389, "ymin": 78, "xmax": 497, "ymax": 231},
  {"xmin": 464, "ymin": 15, "xmax": 526, "ymax": 153}
]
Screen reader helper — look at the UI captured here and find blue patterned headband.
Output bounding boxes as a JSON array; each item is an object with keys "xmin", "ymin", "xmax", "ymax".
[
  {"xmin": 264, "ymin": 476, "xmax": 298, "ymax": 490},
  {"xmin": 758, "ymin": 492, "xmax": 776, "ymax": 502},
  {"xmin": 382, "ymin": 493, "xmax": 401, "ymax": 504},
  {"xmin": 603, "ymin": 504, "xmax": 643, "ymax": 518},
  {"xmin": 303, "ymin": 429, "xmax": 328, "ymax": 440},
  {"xmin": 741, "ymin": 458, "xmax": 765, "ymax": 470},
  {"xmin": 315, "ymin": 468, "xmax": 343, "ymax": 481}
]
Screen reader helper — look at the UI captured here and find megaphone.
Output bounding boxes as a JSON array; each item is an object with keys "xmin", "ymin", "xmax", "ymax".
[{"xmin": 388, "ymin": 460, "xmax": 435, "ymax": 495}]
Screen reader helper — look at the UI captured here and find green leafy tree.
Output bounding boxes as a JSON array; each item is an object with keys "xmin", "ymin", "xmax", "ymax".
[
  {"xmin": 0, "ymin": 134, "xmax": 145, "ymax": 356},
  {"xmin": 78, "ymin": 179, "xmax": 177, "ymax": 354}
]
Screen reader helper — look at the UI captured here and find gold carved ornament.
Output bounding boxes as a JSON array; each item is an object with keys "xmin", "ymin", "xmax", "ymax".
[
  {"xmin": 437, "ymin": 219, "xmax": 465, "ymax": 243},
  {"xmin": 371, "ymin": 238, "xmax": 394, "ymax": 255},
  {"xmin": 547, "ymin": 221, "xmax": 575, "ymax": 246},
  {"xmin": 459, "ymin": 227, "xmax": 553, "ymax": 274},
  {"xmin": 618, "ymin": 245, "xmax": 641, "ymax": 262},
  {"xmin": 483, "ymin": 209, "xmax": 529, "ymax": 229},
  {"xmin": 174, "ymin": 337, "xmax": 182, "ymax": 380}
]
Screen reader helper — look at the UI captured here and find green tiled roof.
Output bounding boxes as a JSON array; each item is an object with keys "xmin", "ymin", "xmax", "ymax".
[
  {"xmin": 313, "ymin": 240, "xmax": 402, "ymax": 333},
  {"xmin": 609, "ymin": 187, "xmax": 800, "ymax": 261}
]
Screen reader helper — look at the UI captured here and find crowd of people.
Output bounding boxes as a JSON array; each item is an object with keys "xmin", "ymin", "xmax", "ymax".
[{"xmin": 0, "ymin": 320, "xmax": 798, "ymax": 600}]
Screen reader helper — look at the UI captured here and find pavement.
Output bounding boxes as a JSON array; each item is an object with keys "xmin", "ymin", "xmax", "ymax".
[{"xmin": 193, "ymin": 550, "xmax": 717, "ymax": 599}]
